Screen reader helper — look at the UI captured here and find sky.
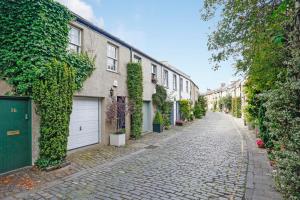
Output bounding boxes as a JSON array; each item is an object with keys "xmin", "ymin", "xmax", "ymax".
[{"xmin": 57, "ymin": 0, "xmax": 239, "ymax": 92}]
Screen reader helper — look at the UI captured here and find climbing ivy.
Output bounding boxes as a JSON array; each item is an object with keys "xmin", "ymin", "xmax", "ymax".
[
  {"xmin": 33, "ymin": 60, "xmax": 75, "ymax": 168},
  {"xmin": 127, "ymin": 62, "xmax": 143, "ymax": 138},
  {"xmin": 0, "ymin": 0, "xmax": 94, "ymax": 168}
]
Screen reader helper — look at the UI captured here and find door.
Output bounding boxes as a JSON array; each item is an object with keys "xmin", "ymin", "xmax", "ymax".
[
  {"xmin": 142, "ymin": 101, "xmax": 151, "ymax": 132},
  {"xmin": 117, "ymin": 96, "xmax": 126, "ymax": 130},
  {"xmin": 0, "ymin": 98, "xmax": 31, "ymax": 174},
  {"xmin": 176, "ymin": 101, "xmax": 181, "ymax": 120},
  {"xmin": 68, "ymin": 97, "xmax": 100, "ymax": 150},
  {"xmin": 170, "ymin": 102, "xmax": 175, "ymax": 125}
]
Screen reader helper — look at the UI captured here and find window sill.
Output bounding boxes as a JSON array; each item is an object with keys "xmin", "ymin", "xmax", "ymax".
[{"xmin": 106, "ymin": 69, "xmax": 120, "ymax": 74}]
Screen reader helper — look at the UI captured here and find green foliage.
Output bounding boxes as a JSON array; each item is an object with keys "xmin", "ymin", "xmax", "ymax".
[
  {"xmin": 33, "ymin": 60, "xmax": 75, "ymax": 168},
  {"xmin": 179, "ymin": 99, "xmax": 191, "ymax": 121},
  {"xmin": 231, "ymin": 97, "xmax": 242, "ymax": 118},
  {"xmin": 127, "ymin": 62, "xmax": 143, "ymax": 138},
  {"xmin": 162, "ymin": 101, "xmax": 172, "ymax": 128},
  {"xmin": 152, "ymin": 85, "xmax": 173, "ymax": 127},
  {"xmin": 219, "ymin": 95, "xmax": 232, "ymax": 112},
  {"xmin": 194, "ymin": 95, "xmax": 207, "ymax": 118},
  {"xmin": 213, "ymin": 101, "xmax": 218, "ymax": 112},
  {"xmin": 0, "ymin": 1, "xmax": 94, "ymax": 168},
  {"xmin": 153, "ymin": 111, "xmax": 163, "ymax": 124},
  {"xmin": 152, "ymin": 85, "xmax": 167, "ymax": 110},
  {"xmin": 201, "ymin": 0, "xmax": 299, "ymax": 198}
]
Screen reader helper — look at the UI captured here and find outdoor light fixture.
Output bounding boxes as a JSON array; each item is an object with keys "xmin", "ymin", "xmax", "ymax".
[{"xmin": 110, "ymin": 88, "xmax": 114, "ymax": 97}]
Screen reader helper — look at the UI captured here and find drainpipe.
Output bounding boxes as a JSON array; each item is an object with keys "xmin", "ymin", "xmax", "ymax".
[{"xmin": 130, "ymin": 47, "xmax": 133, "ymax": 62}]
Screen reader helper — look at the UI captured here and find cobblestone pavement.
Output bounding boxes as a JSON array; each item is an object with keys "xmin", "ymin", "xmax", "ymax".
[{"xmin": 9, "ymin": 112, "xmax": 249, "ymax": 200}]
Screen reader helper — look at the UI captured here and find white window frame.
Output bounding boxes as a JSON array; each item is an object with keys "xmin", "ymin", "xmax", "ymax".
[
  {"xmin": 152, "ymin": 64, "xmax": 157, "ymax": 79},
  {"xmin": 163, "ymin": 70, "xmax": 169, "ymax": 88},
  {"xmin": 107, "ymin": 43, "xmax": 118, "ymax": 72},
  {"xmin": 180, "ymin": 78, "xmax": 183, "ymax": 92},
  {"xmin": 68, "ymin": 25, "xmax": 82, "ymax": 53},
  {"xmin": 173, "ymin": 74, "xmax": 177, "ymax": 91},
  {"xmin": 186, "ymin": 80, "xmax": 189, "ymax": 92},
  {"xmin": 134, "ymin": 55, "xmax": 142, "ymax": 63}
]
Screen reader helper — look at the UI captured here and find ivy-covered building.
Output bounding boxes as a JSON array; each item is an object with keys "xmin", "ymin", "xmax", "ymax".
[{"xmin": 0, "ymin": 4, "xmax": 199, "ymax": 174}]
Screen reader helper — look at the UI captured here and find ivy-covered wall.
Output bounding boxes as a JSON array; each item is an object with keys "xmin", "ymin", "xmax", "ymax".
[
  {"xmin": 127, "ymin": 62, "xmax": 143, "ymax": 138},
  {"xmin": 0, "ymin": 0, "xmax": 94, "ymax": 168}
]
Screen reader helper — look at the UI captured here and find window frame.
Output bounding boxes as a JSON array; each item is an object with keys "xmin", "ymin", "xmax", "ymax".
[
  {"xmin": 163, "ymin": 69, "xmax": 169, "ymax": 88},
  {"xmin": 133, "ymin": 55, "xmax": 142, "ymax": 63},
  {"xmin": 107, "ymin": 43, "xmax": 119, "ymax": 72},
  {"xmin": 180, "ymin": 78, "xmax": 183, "ymax": 92},
  {"xmin": 151, "ymin": 64, "xmax": 157, "ymax": 79},
  {"xmin": 173, "ymin": 74, "xmax": 177, "ymax": 91},
  {"xmin": 68, "ymin": 25, "xmax": 82, "ymax": 53},
  {"xmin": 186, "ymin": 80, "xmax": 189, "ymax": 92}
]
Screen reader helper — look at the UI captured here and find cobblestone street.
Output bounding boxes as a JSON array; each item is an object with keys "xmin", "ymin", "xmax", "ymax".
[{"xmin": 8, "ymin": 112, "xmax": 250, "ymax": 200}]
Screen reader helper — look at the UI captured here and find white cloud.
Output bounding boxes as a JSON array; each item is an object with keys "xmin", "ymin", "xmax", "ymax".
[{"xmin": 56, "ymin": 0, "xmax": 104, "ymax": 28}]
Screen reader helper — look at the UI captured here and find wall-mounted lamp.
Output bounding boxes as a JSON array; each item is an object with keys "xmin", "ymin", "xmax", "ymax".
[{"xmin": 110, "ymin": 88, "xmax": 114, "ymax": 97}]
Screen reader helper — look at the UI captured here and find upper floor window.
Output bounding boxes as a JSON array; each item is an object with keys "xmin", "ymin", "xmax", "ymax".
[
  {"xmin": 107, "ymin": 43, "xmax": 118, "ymax": 72},
  {"xmin": 173, "ymin": 74, "xmax": 177, "ymax": 91},
  {"xmin": 180, "ymin": 78, "xmax": 183, "ymax": 92},
  {"xmin": 152, "ymin": 64, "xmax": 157, "ymax": 79},
  {"xmin": 186, "ymin": 80, "xmax": 189, "ymax": 92},
  {"xmin": 68, "ymin": 26, "xmax": 81, "ymax": 53},
  {"xmin": 163, "ymin": 70, "xmax": 169, "ymax": 88},
  {"xmin": 134, "ymin": 55, "xmax": 142, "ymax": 63}
]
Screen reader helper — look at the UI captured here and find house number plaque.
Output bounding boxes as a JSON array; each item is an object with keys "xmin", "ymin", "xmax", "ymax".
[{"xmin": 7, "ymin": 130, "xmax": 20, "ymax": 136}]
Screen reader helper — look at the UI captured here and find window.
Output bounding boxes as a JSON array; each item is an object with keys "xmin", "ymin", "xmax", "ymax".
[
  {"xmin": 68, "ymin": 26, "xmax": 81, "ymax": 53},
  {"xmin": 186, "ymin": 81, "xmax": 189, "ymax": 92},
  {"xmin": 152, "ymin": 64, "xmax": 157, "ymax": 79},
  {"xmin": 173, "ymin": 74, "xmax": 177, "ymax": 91},
  {"xmin": 163, "ymin": 70, "xmax": 169, "ymax": 87},
  {"xmin": 133, "ymin": 55, "xmax": 142, "ymax": 63},
  {"xmin": 107, "ymin": 43, "xmax": 118, "ymax": 72},
  {"xmin": 180, "ymin": 78, "xmax": 183, "ymax": 92}
]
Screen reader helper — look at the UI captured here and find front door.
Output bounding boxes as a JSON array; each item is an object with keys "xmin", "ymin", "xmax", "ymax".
[
  {"xmin": 142, "ymin": 102, "xmax": 151, "ymax": 132},
  {"xmin": 0, "ymin": 98, "xmax": 31, "ymax": 174}
]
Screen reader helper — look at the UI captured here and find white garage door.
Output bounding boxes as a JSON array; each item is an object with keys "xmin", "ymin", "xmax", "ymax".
[{"xmin": 68, "ymin": 97, "xmax": 100, "ymax": 150}]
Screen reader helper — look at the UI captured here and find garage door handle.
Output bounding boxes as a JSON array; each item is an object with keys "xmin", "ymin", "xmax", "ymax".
[{"xmin": 79, "ymin": 126, "xmax": 82, "ymax": 131}]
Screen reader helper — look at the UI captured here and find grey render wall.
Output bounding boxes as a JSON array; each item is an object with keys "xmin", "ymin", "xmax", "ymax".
[{"xmin": 71, "ymin": 21, "xmax": 132, "ymax": 145}]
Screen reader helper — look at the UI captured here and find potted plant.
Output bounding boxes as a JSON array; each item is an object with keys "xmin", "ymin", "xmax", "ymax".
[
  {"xmin": 176, "ymin": 120, "xmax": 184, "ymax": 126},
  {"xmin": 153, "ymin": 111, "xmax": 163, "ymax": 133},
  {"xmin": 106, "ymin": 98, "xmax": 133, "ymax": 147}
]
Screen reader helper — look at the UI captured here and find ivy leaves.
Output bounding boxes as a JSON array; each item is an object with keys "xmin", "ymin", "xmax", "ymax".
[
  {"xmin": 127, "ymin": 62, "xmax": 143, "ymax": 138},
  {"xmin": 0, "ymin": 0, "xmax": 95, "ymax": 168}
]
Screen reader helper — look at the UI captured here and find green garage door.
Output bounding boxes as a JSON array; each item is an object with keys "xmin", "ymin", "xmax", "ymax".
[{"xmin": 0, "ymin": 98, "xmax": 31, "ymax": 174}]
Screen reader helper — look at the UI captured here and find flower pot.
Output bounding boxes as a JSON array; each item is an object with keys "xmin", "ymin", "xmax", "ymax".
[
  {"xmin": 110, "ymin": 133, "xmax": 126, "ymax": 147},
  {"xmin": 153, "ymin": 124, "xmax": 163, "ymax": 133}
]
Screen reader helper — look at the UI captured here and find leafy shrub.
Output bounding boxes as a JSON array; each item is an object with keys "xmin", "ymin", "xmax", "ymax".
[
  {"xmin": 194, "ymin": 95, "xmax": 207, "ymax": 118},
  {"xmin": 127, "ymin": 62, "xmax": 143, "ymax": 138},
  {"xmin": 33, "ymin": 60, "xmax": 75, "ymax": 168},
  {"xmin": 153, "ymin": 111, "xmax": 163, "ymax": 124},
  {"xmin": 179, "ymin": 99, "xmax": 191, "ymax": 121}
]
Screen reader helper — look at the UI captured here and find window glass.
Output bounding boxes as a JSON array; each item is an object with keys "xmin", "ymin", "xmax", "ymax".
[
  {"xmin": 107, "ymin": 43, "xmax": 118, "ymax": 71},
  {"xmin": 68, "ymin": 26, "xmax": 81, "ymax": 53}
]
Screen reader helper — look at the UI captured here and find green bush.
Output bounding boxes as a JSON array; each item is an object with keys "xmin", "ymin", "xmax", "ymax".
[
  {"xmin": 231, "ymin": 97, "xmax": 242, "ymax": 118},
  {"xmin": 179, "ymin": 99, "xmax": 191, "ymax": 121},
  {"xmin": 127, "ymin": 62, "xmax": 143, "ymax": 138},
  {"xmin": 153, "ymin": 112, "xmax": 163, "ymax": 124},
  {"xmin": 33, "ymin": 60, "xmax": 75, "ymax": 168},
  {"xmin": 194, "ymin": 95, "xmax": 207, "ymax": 118}
]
